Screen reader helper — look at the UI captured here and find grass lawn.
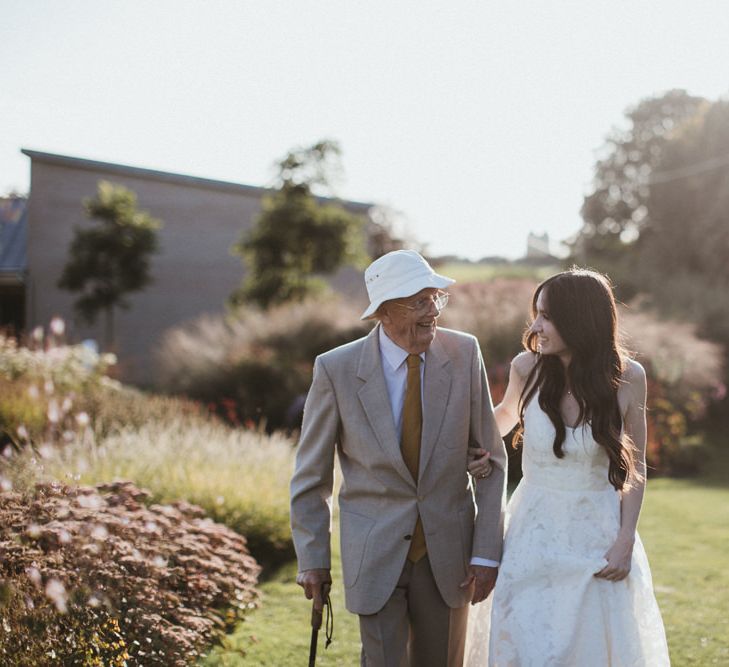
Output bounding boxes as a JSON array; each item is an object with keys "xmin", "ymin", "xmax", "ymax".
[
  {"xmin": 639, "ymin": 440, "xmax": 729, "ymax": 665},
  {"xmin": 201, "ymin": 512, "xmax": 362, "ymax": 666},
  {"xmin": 203, "ymin": 439, "xmax": 729, "ymax": 666}
]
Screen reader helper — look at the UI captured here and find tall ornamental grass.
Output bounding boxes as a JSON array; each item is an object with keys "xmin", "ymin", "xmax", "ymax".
[{"xmin": 154, "ymin": 297, "xmax": 370, "ymax": 431}]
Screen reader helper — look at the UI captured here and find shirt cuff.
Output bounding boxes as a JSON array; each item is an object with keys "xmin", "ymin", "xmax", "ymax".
[{"xmin": 470, "ymin": 557, "xmax": 500, "ymax": 568}]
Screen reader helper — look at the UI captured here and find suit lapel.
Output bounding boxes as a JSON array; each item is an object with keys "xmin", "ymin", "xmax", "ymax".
[
  {"xmin": 356, "ymin": 325, "xmax": 415, "ymax": 486},
  {"xmin": 420, "ymin": 334, "xmax": 452, "ymax": 477}
]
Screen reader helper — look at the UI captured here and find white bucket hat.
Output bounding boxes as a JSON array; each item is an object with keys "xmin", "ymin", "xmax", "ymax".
[{"xmin": 361, "ymin": 250, "xmax": 455, "ymax": 320}]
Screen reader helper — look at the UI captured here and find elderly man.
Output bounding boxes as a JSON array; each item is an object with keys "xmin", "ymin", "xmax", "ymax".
[{"xmin": 290, "ymin": 250, "xmax": 506, "ymax": 666}]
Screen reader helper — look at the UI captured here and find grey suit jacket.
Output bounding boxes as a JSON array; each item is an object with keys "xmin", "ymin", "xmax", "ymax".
[{"xmin": 290, "ymin": 324, "xmax": 507, "ymax": 615}]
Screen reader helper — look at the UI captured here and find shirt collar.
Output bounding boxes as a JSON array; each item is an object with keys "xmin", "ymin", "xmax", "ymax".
[{"xmin": 378, "ymin": 325, "xmax": 425, "ymax": 371}]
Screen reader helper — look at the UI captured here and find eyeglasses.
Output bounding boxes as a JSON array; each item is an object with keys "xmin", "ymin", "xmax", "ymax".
[{"xmin": 391, "ymin": 291, "xmax": 449, "ymax": 315}]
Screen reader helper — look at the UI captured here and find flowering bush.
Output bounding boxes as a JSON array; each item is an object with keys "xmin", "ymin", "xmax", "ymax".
[
  {"xmin": 621, "ymin": 307, "xmax": 724, "ymax": 474},
  {"xmin": 0, "ymin": 319, "xmax": 116, "ymax": 390},
  {"xmin": 0, "ymin": 321, "xmax": 115, "ymax": 455},
  {"xmin": 0, "ymin": 481, "xmax": 259, "ymax": 666}
]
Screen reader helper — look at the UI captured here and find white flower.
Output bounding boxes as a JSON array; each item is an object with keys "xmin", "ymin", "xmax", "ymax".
[
  {"xmin": 101, "ymin": 352, "xmax": 117, "ymax": 366},
  {"xmin": 44, "ymin": 379, "xmax": 54, "ymax": 395},
  {"xmin": 26, "ymin": 567, "xmax": 42, "ymax": 587},
  {"xmin": 75, "ymin": 412, "xmax": 90, "ymax": 427},
  {"xmin": 27, "ymin": 385, "xmax": 40, "ymax": 400},
  {"xmin": 49, "ymin": 317, "xmax": 65, "ymax": 337},
  {"xmin": 16, "ymin": 424, "xmax": 29, "ymax": 440},
  {"xmin": 45, "ymin": 578, "xmax": 68, "ymax": 613},
  {"xmin": 32, "ymin": 326, "xmax": 44, "ymax": 343},
  {"xmin": 90, "ymin": 524, "xmax": 108, "ymax": 541},
  {"xmin": 76, "ymin": 494, "xmax": 103, "ymax": 510},
  {"xmin": 47, "ymin": 399, "xmax": 60, "ymax": 424},
  {"xmin": 37, "ymin": 443, "xmax": 54, "ymax": 459}
]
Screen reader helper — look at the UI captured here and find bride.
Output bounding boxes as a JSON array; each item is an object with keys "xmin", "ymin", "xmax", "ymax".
[{"xmin": 466, "ymin": 268, "xmax": 670, "ymax": 666}]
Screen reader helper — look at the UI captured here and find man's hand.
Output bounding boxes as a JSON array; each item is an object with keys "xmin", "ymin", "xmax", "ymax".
[
  {"xmin": 296, "ymin": 568, "xmax": 332, "ymax": 611},
  {"xmin": 459, "ymin": 564, "xmax": 497, "ymax": 604}
]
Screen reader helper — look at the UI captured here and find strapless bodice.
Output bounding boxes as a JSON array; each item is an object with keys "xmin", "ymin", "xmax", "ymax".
[{"xmin": 521, "ymin": 395, "xmax": 613, "ymax": 492}]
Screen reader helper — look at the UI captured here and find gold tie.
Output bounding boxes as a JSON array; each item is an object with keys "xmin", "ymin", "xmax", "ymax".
[{"xmin": 402, "ymin": 354, "xmax": 426, "ymax": 562}]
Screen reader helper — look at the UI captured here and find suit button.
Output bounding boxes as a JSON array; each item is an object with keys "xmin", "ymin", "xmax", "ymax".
[{"xmin": 404, "ymin": 534, "xmax": 412, "ymax": 541}]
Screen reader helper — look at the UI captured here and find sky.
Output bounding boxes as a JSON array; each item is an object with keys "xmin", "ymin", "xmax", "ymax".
[{"xmin": 2, "ymin": 1, "xmax": 728, "ymax": 260}]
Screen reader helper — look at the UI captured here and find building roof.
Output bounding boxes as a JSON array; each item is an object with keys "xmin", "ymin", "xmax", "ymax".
[
  {"xmin": 21, "ymin": 149, "xmax": 373, "ymax": 212},
  {"xmin": 0, "ymin": 197, "xmax": 27, "ymax": 275}
]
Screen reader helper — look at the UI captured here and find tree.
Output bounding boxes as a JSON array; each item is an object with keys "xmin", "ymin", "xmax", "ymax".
[
  {"xmin": 58, "ymin": 181, "xmax": 161, "ymax": 348},
  {"xmin": 638, "ymin": 99, "xmax": 729, "ymax": 338},
  {"xmin": 571, "ymin": 91, "xmax": 729, "ymax": 403},
  {"xmin": 231, "ymin": 140, "xmax": 367, "ymax": 309},
  {"xmin": 571, "ymin": 89, "xmax": 707, "ymax": 286}
]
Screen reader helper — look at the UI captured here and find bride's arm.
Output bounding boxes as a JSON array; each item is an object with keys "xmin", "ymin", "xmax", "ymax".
[
  {"xmin": 595, "ymin": 359, "xmax": 648, "ymax": 581},
  {"xmin": 468, "ymin": 353, "xmax": 532, "ymax": 475},
  {"xmin": 493, "ymin": 356, "xmax": 530, "ymax": 436}
]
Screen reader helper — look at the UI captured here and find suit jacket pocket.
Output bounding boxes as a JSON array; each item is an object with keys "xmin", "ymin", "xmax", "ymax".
[{"xmin": 339, "ymin": 508, "xmax": 375, "ymax": 589}]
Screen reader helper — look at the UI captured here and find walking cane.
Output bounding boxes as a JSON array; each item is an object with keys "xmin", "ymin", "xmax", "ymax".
[{"xmin": 308, "ymin": 586, "xmax": 333, "ymax": 666}]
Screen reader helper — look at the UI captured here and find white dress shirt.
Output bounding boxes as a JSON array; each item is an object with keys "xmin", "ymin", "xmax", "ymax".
[{"xmin": 378, "ymin": 327, "xmax": 499, "ymax": 569}]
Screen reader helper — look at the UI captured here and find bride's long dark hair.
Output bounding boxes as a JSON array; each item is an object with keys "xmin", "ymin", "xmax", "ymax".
[{"xmin": 515, "ymin": 268, "xmax": 637, "ymax": 491}]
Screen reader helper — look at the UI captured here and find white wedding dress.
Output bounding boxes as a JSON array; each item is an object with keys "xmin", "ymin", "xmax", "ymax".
[{"xmin": 465, "ymin": 394, "xmax": 670, "ymax": 666}]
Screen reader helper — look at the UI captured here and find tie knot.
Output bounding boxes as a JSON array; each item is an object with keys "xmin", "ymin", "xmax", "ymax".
[{"xmin": 406, "ymin": 354, "xmax": 421, "ymax": 370}]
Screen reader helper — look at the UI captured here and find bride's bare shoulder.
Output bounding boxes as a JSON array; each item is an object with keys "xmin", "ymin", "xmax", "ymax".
[
  {"xmin": 618, "ymin": 358, "xmax": 647, "ymax": 413},
  {"xmin": 512, "ymin": 351, "xmax": 538, "ymax": 379},
  {"xmin": 620, "ymin": 358, "xmax": 646, "ymax": 386}
]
